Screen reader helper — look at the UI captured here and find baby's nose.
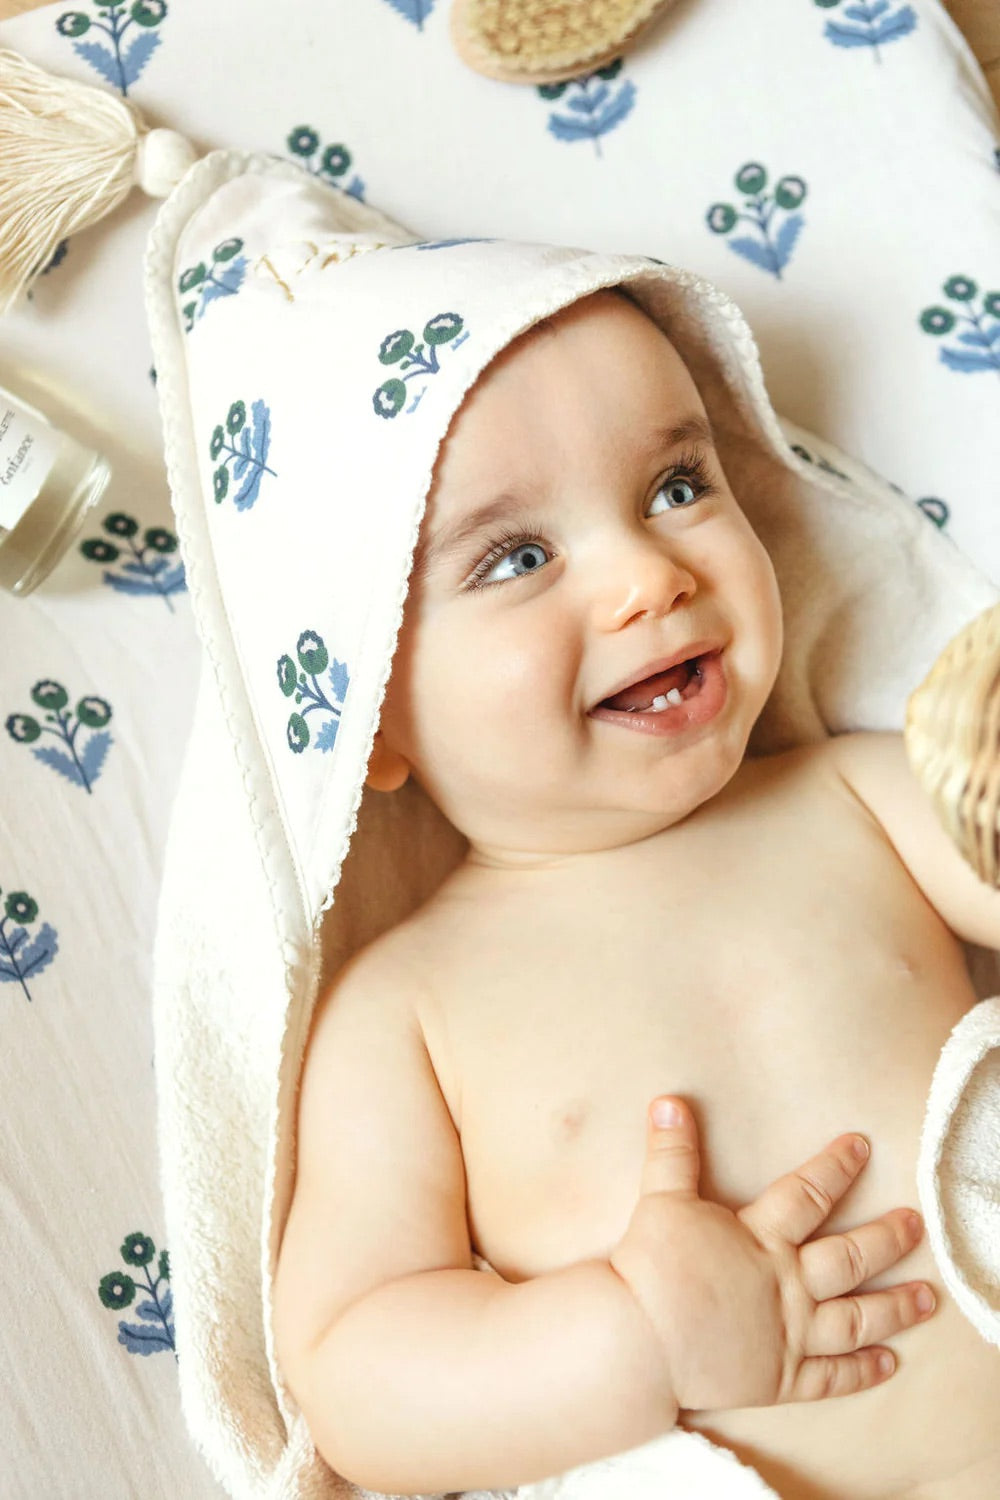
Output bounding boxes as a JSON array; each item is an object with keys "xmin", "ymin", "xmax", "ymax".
[{"xmin": 590, "ymin": 540, "xmax": 698, "ymax": 630}]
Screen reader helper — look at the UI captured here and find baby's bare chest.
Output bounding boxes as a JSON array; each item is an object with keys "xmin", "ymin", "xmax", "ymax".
[{"xmin": 411, "ymin": 754, "xmax": 975, "ymax": 1282}]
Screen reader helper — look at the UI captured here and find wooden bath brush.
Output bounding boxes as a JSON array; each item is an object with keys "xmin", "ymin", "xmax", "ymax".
[
  {"xmin": 904, "ymin": 600, "xmax": 1000, "ymax": 888},
  {"xmin": 450, "ymin": 0, "xmax": 679, "ymax": 84}
]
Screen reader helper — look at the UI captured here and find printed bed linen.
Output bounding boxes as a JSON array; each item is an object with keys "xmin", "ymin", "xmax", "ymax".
[{"xmin": 0, "ymin": 2, "xmax": 998, "ymax": 1497}]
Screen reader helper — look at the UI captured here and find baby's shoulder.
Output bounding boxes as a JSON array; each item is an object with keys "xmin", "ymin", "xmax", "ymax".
[
  {"xmin": 753, "ymin": 729, "xmax": 902, "ymax": 787},
  {"xmin": 303, "ymin": 906, "xmax": 452, "ymax": 1071}
]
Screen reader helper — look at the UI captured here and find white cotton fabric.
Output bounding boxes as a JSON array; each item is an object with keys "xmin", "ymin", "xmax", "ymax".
[{"xmin": 144, "ymin": 150, "xmax": 1000, "ymax": 1500}]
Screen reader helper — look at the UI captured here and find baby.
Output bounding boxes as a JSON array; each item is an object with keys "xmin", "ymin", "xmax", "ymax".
[{"xmin": 272, "ymin": 286, "xmax": 1000, "ymax": 1499}]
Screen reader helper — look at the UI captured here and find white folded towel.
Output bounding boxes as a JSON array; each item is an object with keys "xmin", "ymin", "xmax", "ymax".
[{"xmin": 145, "ymin": 151, "xmax": 1000, "ymax": 1500}]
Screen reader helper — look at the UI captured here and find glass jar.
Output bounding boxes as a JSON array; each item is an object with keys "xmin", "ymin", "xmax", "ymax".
[{"xmin": 0, "ymin": 385, "xmax": 111, "ymax": 596}]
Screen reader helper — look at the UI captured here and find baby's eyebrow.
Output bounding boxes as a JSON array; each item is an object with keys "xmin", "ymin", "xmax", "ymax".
[{"xmin": 412, "ymin": 412, "xmax": 714, "ymax": 582}]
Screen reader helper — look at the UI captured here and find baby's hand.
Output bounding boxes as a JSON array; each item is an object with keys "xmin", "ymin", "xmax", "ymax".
[{"xmin": 609, "ymin": 1098, "xmax": 935, "ymax": 1413}]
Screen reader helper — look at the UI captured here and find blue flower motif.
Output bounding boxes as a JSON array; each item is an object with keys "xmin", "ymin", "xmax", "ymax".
[
  {"xmin": 277, "ymin": 631, "xmax": 351, "ymax": 755},
  {"xmin": 381, "ymin": 0, "xmax": 435, "ymax": 29},
  {"xmin": 372, "ymin": 313, "xmax": 469, "ymax": 419},
  {"xmin": 919, "ymin": 275, "xmax": 1000, "ymax": 377},
  {"xmin": 411, "ymin": 238, "xmax": 497, "ymax": 251},
  {"xmin": 98, "ymin": 1235, "xmax": 175, "ymax": 1356},
  {"xmin": 80, "ymin": 515, "xmax": 186, "ymax": 610},
  {"xmin": 178, "ymin": 238, "xmax": 248, "ymax": 331},
  {"xmin": 705, "ymin": 163, "xmax": 808, "ymax": 280},
  {"xmin": 284, "ymin": 126, "xmax": 366, "ymax": 202},
  {"xmin": 815, "ymin": 0, "xmax": 917, "ymax": 63},
  {"xmin": 537, "ymin": 59, "xmax": 636, "ymax": 157},
  {"xmin": 55, "ymin": 0, "xmax": 166, "ymax": 96},
  {"xmin": 210, "ymin": 400, "xmax": 276, "ymax": 510},
  {"xmin": 0, "ymin": 883, "xmax": 58, "ymax": 1002},
  {"xmin": 5, "ymin": 681, "xmax": 113, "ymax": 793}
]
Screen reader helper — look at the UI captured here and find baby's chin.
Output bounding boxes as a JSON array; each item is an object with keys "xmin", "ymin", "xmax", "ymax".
[
  {"xmin": 457, "ymin": 786, "xmax": 735, "ymax": 866},
  {"xmin": 414, "ymin": 724, "xmax": 754, "ymax": 862}
]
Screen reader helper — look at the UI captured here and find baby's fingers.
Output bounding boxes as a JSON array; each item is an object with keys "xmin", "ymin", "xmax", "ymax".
[
  {"xmin": 788, "ymin": 1347, "xmax": 898, "ymax": 1403},
  {"xmin": 800, "ymin": 1208, "xmax": 923, "ymax": 1301},
  {"xmin": 806, "ymin": 1281, "xmax": 936, "ymax": 1358},
  {"xmin": 740, "ymin": 1134, "xmax": 871, "ymax": 1247}
]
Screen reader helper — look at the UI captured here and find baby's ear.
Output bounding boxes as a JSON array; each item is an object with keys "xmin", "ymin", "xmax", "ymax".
[{"xmin": 364, "ymin": 731, "xmax": 411, "ymax": 792}]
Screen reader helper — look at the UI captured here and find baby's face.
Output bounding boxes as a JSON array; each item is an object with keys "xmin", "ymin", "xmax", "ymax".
[{"xmin": 369, "ymin": 288, "xmax": 783, "ymax": 863}]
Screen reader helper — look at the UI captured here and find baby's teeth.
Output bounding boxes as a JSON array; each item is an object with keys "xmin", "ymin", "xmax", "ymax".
[
  {"xmin": 622, "ymin": 687, "xmax": 687, "ymax": 714},
  {"xmin": 648, "ymin": 689, "xmax": 684, "ymax": 711}
]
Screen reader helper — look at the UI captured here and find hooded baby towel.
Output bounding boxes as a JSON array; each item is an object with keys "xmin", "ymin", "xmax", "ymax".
[{"xmin": 145, "ymin": 151, "xmax": 1000, "ymax": 1500}]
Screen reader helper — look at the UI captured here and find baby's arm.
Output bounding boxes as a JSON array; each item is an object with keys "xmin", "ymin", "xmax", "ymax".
[
  {"xmin": 274, "ymin": 946, "xmax": 665, "ymax": 1492},
  {"xmin": 273, "ymin": 944, "xmax": 931, "ymax": 1496},
  {"xmin": 829, "ymin": 730, "xmax": 1000, "ymax": 945}
]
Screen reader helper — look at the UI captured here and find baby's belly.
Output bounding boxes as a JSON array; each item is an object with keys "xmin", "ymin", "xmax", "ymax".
[{"xmin": 455, "ymin": 947, "xmax": 1000, "ymax": 1498}]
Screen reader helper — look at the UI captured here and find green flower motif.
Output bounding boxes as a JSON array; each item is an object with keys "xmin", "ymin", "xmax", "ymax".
[
  {"xmin": 6, "ymin": 714, "xmax": 40, "ymax": 743},
  {"xmin": 104, "ymin": 512, "xmax": 139, "ymax": 539},
  {"xmin": 76, "ymin": 696, "xmax": 112, "ymax": 728},
  {"xmin": 31, "ymin": 680, "xmax": 69, "ymax": 712},
  {"xmin": 374, "ymin": 311, "xmax": 468, "ymax": 418},
  {"xmin": 813, "ymin": 0, "xmax": 840, "ymax": 7},
  {"xmin": 144, "ymin": 528, "xmax": 177, "ymax": 553},
  {"xmin": 374, "ymin": 380, "xmax": 406, "ymax": 418},
  {"xmin": 775, "ymin": 175, "xmax": 807, "ymax": 210},
  {"xmin": 98, "ymin": 1271, "xmax": 136, "ymax": 1310},
  {"xmin": 379, "ymin": 329, "xmax": 415, "ymax": 365},
  {"xmin": 56, "ymin": 13, "xmax": 90, "ymax": 37},
  {"xmin": 943, "ymin": 275, "xmax": 977, "ymax": 302},
  {"xmin": 288, "ymin": 126, "xmax": 320, "ymax": 157},
  {"xmin": 226, "ymin": 400, "xmax": 247, "ymax": 435},
  {"xmin": 210, "ymin": 425, "xmax": 225, "ymax": 460},
  {"xmin": 179, "ymin": 264, "xmax": 207, "ymax": 293},
  {"xmin": 277, "ymin": 630, "xmax": 349, "ymax": 756},
  {"xmin": 706, "ymin": 202, "xmax": 737, "ymax": 234},
  {"xmin": 424, "ymin": 312, "xmax": 464, "ymax": 346},
  {"xmin": 121, "ymin": 1232, "xmax": 156, "ymax": 1266},
  {"xmin": 321, "ymin": 144, "xmax": 351, "ymax": 177},
  {"xmin": 537, "ymin": 81, "xmax": 568, "ymax": 99},
  {"xmin": 985, "ymin": 292, "xmax": 1000, "ymax": 318},
  {"xmin": 5, "ymin": 892, "xmax": 38, "ymax": 924},
  {"xmin": 81, "ymin": 538, "xmax": 119, "ymax": 563},
  {"xmin": 131, "ymin": 0, "xmax": 166, "ymax": 25},
  {"xmin": 277, "ymin": 654, "xmax": 297, "ymax": 697},
  {"xmin": 213, "ymin": 468, "xmax": 229, "ymax": 503},
  {"xmin": 213, "ymin": 237, "xmax": 243, "ymax": 264},
  {"xmin": 735, "ymin": 161, "xmax": 767, "ymax": 194},
  {"xmin": 918, "ymin": 497, "xmax": 949, "ymax": 528},
  {"xmin": 287, "ymin": 713, "xmax": 309, "ymax": 754},
  {"xmin": 595, "ymin": 59, "xmax": 623, "ymax": 80},
  {"xmin": 297, "ymin": 630, "xmax": 329, "ymax": 676},
  {"xmin": 920, "ymin": 306, "xmax": 955, "ymax": 335},
  {"xmin": 158, "ymin": 1249, "xmax": 170, "ymax": 1280}
]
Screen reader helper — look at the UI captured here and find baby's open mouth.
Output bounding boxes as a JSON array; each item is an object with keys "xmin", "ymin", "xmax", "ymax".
[{"xmin": 597, "ymin": 654, "xmax": 712, "ymax": 713}]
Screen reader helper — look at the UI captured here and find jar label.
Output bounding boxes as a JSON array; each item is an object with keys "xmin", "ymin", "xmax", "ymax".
[{"xmin": 0, "ymin": 398, "xmax": 62, "ymax": 533}]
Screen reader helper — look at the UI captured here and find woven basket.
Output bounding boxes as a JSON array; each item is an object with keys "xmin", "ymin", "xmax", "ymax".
[{"xmin": 904, "ymin": 600, "xmax": 1000, "ymax": 888}]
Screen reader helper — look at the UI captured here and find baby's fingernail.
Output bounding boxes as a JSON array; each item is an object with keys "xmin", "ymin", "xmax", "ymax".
[
  {"xmin": 916, "ymin": 1286, "xmax": 935, "ymax": 1314},
  {"xmin": 852, "ymin": 1137, "xmax": 870, "ymax": 1161},
  {"xmin": 652, "ymin": 1099, "xmax": 682, "ymax": 1128},
  {"xmin": 878, "ymin": 1351, "xmax": 895, "ymax": 1376},
  {"xmin": 907, "ymin": 1212, "xmax": 923, "ymax": 1238}
]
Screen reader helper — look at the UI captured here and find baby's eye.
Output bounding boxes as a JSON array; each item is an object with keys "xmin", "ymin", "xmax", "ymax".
[
  {"xmin": 647, "ymin": 476, "xmax": 700, "ymax": 515},
  {"xmin": 479, "ymin": 540, "xmax": 550, "ymax": 587}
]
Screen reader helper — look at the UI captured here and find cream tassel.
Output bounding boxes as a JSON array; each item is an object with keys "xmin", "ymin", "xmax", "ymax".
[{"xmin": 0, "ymin": 48, "xmax": 199, "ymax": 315}]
